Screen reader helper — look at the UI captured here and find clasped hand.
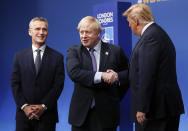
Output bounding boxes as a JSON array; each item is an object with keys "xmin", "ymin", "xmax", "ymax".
[
  {"xmin": 23, "ymin": 104, "xmax": 44, "ymax": 120},
  {"xmin": 136, "ymin": 111, "xmax": 146, "ymax": 125},
  {"xmin": 102, "ymin": 69, "xmax": 118, "ymax": 84}
]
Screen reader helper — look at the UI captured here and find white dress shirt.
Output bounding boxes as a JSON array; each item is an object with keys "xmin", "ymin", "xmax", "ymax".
[
  {"xmin": 32, "ymin": 44, "xmax": 46, "ymax": 63},
  {"xmin": 141, "ymin": 21, "xmax": 154, "ymax": 36},
  {"xmin": 87, "ymin": 41, "xmax": 103, "ymax": 84}
]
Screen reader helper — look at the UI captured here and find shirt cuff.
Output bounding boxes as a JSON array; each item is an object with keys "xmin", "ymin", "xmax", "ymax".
[
  {"xmin": 42, "ymin": 104, "xmax": 47, "ymax": 110},
  {"xmin": 94, "ymin": 72, "xmax": 102, "ymax": 84},
  {"xmin": 21, "ymin": 104, "xmax": 28, "ymax": 110}
]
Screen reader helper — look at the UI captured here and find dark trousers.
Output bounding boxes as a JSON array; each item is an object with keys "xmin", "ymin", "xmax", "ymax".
[
  {"xmin": 16, "ymin": 119, "xmax": 56, "ymax": 131},
  {"xmin": 135, "ymin": 115, "xmax": 180, "ymax": 131},
  {"xmin": 72, "ymin": 107, "xmax": 117, "ymax": 131}
]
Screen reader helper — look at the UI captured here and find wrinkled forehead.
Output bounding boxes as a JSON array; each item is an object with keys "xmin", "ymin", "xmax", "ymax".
[{"xmin": 79, "ymin": 22, "xmax": 95, "ymax": 32}]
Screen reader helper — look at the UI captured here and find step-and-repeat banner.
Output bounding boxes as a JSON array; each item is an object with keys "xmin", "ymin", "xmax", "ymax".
[{"xmin": 93, "ymin": 2, "xmax": 132, "ymax": 131}]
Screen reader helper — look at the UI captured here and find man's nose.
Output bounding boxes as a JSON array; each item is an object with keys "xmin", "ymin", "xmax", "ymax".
[
  {"xmin": 39, "ymin": 29, "xmax": 47, "ymax": 34},
  {"xmin": 39, "ymin": 29, "xmax": 44, "ymax": 34},
  {"xmin": 82, "ymin": 32, "xmax": 87, "ymax": 37}
]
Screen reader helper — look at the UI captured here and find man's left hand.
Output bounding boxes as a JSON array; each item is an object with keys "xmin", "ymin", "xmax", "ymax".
[
  {"xmin": 29, "ymin": 104, "xmax": 45, "ymax": 120},
  {"xmin": 33, "ymin": 105, "xmax": 45, "ymax": 118},
  {"xmin": 136, "ymin": 111, "xmax": 146, "ymax": 125}
]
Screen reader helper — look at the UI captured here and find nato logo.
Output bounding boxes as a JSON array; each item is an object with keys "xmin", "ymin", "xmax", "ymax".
[{"xmin": 101, "ymin": 26, "xmax": 114, "ymax": 44}]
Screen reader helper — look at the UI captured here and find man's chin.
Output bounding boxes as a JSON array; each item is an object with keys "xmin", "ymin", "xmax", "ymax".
[
  {"xmin": 82, "ymin": 43, "xmax": 89, "ymax": 47},
  {"xmin": 38, "ymin": 42, "xmax": 45, "ymax": 46}
]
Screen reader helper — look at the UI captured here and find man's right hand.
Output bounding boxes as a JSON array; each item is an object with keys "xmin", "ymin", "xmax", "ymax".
[
  {"xmin": 23, "ymin": 105, "xmax": 39, "ymax": 120},
  {"xmin": 102, "ymin": 70, "xmax": 118, "ymax": 84}
]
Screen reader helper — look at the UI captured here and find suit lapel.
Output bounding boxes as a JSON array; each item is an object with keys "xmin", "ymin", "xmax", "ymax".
[
  {"xmin": 81, "ymin": 45, "xmax": 93, "ymax": 71},
  {"xmin": 26, "ymin": 47, "xmax": 36, "ymax": 75},
  {"xmin": 99, "ymin": 42, "xmax": 110, "ymax": 71},
  {"xmin": 36, "ymin": 46, "xmax": 49, "ymax": 76},
  {"xmin": 80, "ymin": 42, "xmax": 110, "ymax": 71}
]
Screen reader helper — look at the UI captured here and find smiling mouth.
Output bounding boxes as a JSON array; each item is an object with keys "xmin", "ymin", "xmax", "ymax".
[
  {"xmin": 82, "ymin": 39, "xmax": 89, "ymax": 42},
  {"xmin": 38, "ymin": 36, "xmax": 45, "ymax": 39}
]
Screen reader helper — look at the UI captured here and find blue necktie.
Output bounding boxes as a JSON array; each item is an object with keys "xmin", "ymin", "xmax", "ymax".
[
  {"xmin": 89, "ymin": 48, "xmax": 97, "ymax": 72},
  {"xmin": 35, "ymin": 49, "xmax": 41, "ymax": 74},
  {"xmin": 89, "ymin": 48, "xmax": 97, "ymax": 108}
]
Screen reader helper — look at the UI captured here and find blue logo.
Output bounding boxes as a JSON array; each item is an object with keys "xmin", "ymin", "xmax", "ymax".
[{"xmin": 101, "ymin": 26, "xmax": 114, "ymax": 44}]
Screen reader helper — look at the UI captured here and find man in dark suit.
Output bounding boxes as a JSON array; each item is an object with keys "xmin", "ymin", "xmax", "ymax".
[
  {"xmin": 123, "ymin": 4, "xmax": 184, "ymax": 131},
  {"xmin": 66, "ymin": 16, "xmax": 129, "ymax": 131},
  {"xmin": 11, "ymin": 17, "xmax": 65, "ymax": 131}
]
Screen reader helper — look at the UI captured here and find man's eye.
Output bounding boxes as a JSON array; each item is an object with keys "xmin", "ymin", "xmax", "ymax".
[
  {"xmin": 42, "ymin": 28, "xmax": 47, "ymax": 31},
  {"xmin": 35, "ymin": 28, "xmax": 40, "ymax": 31},
  {"xmin": 79, "ymin": 31, "xmax": 91, "ymax": 35},
  {"xmin": 34, "ymin": 28, "xmax": 47, "ymax": 32}
]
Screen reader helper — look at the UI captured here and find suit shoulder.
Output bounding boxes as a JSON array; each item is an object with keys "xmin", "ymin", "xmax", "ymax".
[
  {"xmin": 144, "ymin": 23, "xmax": 172, "ymax": 44},
  {"xmin": 109, "ymin": 44, "xmax": 121, "ymax": 49},
  {"xmin": 104, "ymin": 42, "xmax": 122, "ymax": 52},
  {"xmin": 47, "ymin": 46, "xmax": 63, "ymax": 57},
  {"xmin": 145, "ymin": 24, "xmax": 167, "ymax": 38},
  {"xmin": 67, "ymin": 44, "xmax": 80, "ymax": 50},
  {"xmin": 14, "ymin": 47, "xmax": 31, "ymax": 56},
  {"xmin": 67, "ymin": 44, "xmax": 81, "ymax": 53}
]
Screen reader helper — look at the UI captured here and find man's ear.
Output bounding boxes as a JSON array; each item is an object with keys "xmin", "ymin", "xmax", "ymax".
[
  {"xmin": 97, "ymin": 32, "xmax": 101, "ymax": 37},
  {"xmin": 135, "ymin": 19, "xmax": 139, "ymax": 26},
  {"xmin": 28, "ymin": 29, "xmax": 32, "ymax": 36}
]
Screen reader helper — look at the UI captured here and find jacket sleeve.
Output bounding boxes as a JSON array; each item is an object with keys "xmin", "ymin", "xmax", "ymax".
[
  {"xmin": 66, "ymin": 46, "xmax": 96, "ymax": 87},
  {"xmin": 11, "ymin": 53, "xmax": 27, "ymax": 109},
  {"xmin": 137, "ymin": 36, "xmax": 160, "ymax": 113},
  {"xmin": 117, "ymin": 47, "xmax": 129, "ymax": 100}
]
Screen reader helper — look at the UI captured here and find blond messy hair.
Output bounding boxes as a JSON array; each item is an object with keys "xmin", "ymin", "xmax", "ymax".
[
  {"xmin": 123, "ymin": 4, "xmax": 154, "ymax": 24},
  {"xmin": 77, "ymin": 16, "xmax": 102, "ymax": 34}
]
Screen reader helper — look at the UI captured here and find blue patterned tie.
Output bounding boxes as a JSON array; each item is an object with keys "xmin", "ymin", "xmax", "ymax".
[
  {"xmin": 89, "ymin": 48, "xmax": 97, "ymax": 72},
  {"xmin": 89, "ymin": 48, "xmax": 97, "ymax": 108}
]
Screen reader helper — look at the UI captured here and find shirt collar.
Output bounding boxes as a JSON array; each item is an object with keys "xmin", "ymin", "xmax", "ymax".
[
  {"xmin": 141, "ymin": 21, "xmax": 154, "ymax": 36},
  {"xmin": 32, "ymin": 44, "xmax": 46, "ymax": 52},
  {"xmin": 87, "ymin": 40, "xmax": 101, "ymax": 52},
  {"xmin": 93, "ymin": 40, "xmax": 101, "ymax": 52}
]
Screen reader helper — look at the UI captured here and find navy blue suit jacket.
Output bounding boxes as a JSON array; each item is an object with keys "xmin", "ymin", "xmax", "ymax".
[
  {"xmin": 129, "ymin": 23, "xmax": 184, "ymax": 121},
  {"xmin": 11, "ymin": 46, "xmax": 65, "ymax": 122},
  {"xmin": 66, "ymin": 42, "xmax": 129, "ymax": 128}
]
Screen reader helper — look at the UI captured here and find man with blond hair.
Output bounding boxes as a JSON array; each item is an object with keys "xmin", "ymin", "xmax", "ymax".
[
  {"xmin": 66, "ymin": 16, "xmax": 129, "ymax": 131},
  {"xmin": 123, "ymin": 4, "xmax": 184, "ymax": 131},
  {"xmin": 11, "ymin": 17, "xmax": 65, "ymax": 131}
]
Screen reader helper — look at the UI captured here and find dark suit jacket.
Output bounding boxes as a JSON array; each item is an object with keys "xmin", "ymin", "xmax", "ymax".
[
  {"xmin": 11, "ymin": 46, "xmax": 65, "ymax": 123},
  {"xmin": 66, "ymin": 41, "xmax": 129, "ymax": 128},
  {"xmin": 129, "ymin": 23, "xmax": 184, "ymax": 122}
]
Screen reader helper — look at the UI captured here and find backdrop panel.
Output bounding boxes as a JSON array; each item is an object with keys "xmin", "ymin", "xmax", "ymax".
[{"xmin": 93, "ymin": 2, "xmax": 132, "ymax": 131}]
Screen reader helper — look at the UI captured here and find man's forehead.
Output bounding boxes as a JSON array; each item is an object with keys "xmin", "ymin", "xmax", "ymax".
[
  {"xmin": 32, "ymin": 21, "xmax": 47, "ymax": 26},
  {"xmin": 79, "ymin": 24, "xmax": 94, "ymax": 31}
]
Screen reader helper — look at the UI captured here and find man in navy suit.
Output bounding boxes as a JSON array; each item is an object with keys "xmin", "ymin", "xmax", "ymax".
[
  {"xmin": 123, "ymin": 4, "xmax": 184, "ymax": 131},
  {"xmin": 11, "ymin": 17, "xmax": 65, "ymax": 131},
  {"xmin": 66, "ymin": 16, "xmax": 129, "ymax": 131}
]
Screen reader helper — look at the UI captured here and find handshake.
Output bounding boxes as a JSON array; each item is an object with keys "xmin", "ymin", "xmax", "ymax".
[
  {"xmin": 23, "ymin": 104, "xmax": 45, "ymax": 120},
  {"xmin": 102, "ymin": 69, "xmax": 119, "ymax": 84}
]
